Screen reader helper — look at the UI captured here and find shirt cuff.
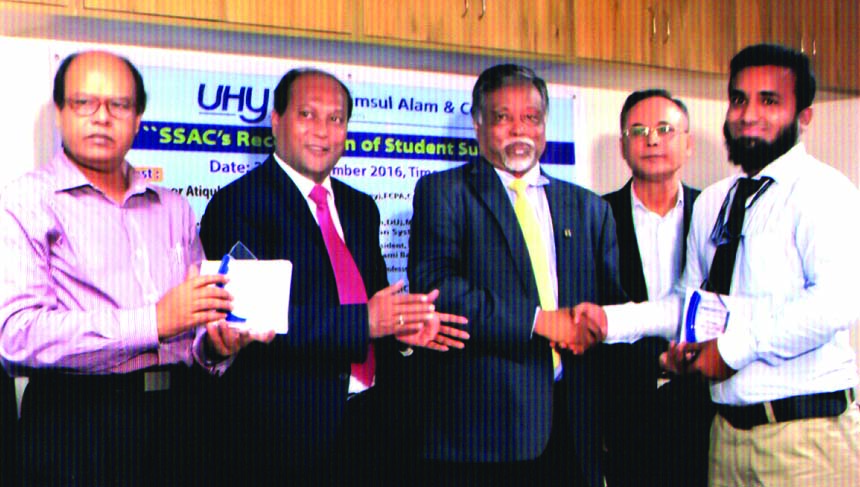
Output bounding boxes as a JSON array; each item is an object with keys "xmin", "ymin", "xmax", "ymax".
[
  {"xmin": 716, "ymin": 316, "xmax": 758, "ymax": 371},
  {"xmin": 529, "ymin": 306, "xmax": 540, "ymax": 338},
  {"xmin": 605, "ymin": 298, "xmax": 682, "ymax": 344},
  {"xmin": 714, "ymin": 295, "xmax": 763, "ymax": 371},
  {"xmin": 117, "ymin": 305, "xmax": 160, "ymax": 353},
  {"xmin": 193, "ymin": 326, "xmax": 234, "ymax": 376}
]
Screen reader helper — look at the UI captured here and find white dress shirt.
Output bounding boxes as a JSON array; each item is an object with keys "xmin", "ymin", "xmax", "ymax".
[
  {"xmin": 605, "ymin": 143, "xmax": 860, "ymax": 405},
  {"xmin": 273, "ymin": 153, "xmax": 345, "ymax": 239},
  {"xmin": 631, "ymin": 182, "xmax": 685, "ymax": 300}
]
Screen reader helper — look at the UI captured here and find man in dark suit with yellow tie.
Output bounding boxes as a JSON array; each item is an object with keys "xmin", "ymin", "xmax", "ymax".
[
  {"xmin": 407, "ymin": 64, "xmax": 627, "ymax": 487},
  {"xmin": 199, "ymin": 68, "xmax": 467, "ymax": 487}
]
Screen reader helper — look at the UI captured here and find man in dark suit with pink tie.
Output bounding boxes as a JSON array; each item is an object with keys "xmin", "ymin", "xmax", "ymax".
[{"xmin": 199, "ymin": 68, "xmax": 467, "ymax": 487}]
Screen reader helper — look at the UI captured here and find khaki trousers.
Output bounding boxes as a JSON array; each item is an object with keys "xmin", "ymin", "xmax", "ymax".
[{"xmin": 709, "ymin": 401, "xmax": 860, "ymax": 486}]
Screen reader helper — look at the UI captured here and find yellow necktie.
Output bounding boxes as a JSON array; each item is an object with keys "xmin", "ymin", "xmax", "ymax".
[{"xmin": 509, "ymin": 178, "xmax": 561, "ymax": 372}]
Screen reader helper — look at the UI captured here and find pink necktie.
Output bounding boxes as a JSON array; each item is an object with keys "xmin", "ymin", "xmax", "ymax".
[{"xmin": 309, "ymin": 184, "xmax": 375, "ymax": 388}]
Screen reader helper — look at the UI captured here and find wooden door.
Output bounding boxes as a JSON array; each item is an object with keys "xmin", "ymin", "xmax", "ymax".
[
  {"xmin": 574, "ymin": 0, "xmax": 655, "ymax": 65},
  {"xmin": 84, "ymin": 0, "xmax": 224, "ymax": 21},
  {"xmin": 659, "ymin": 0, "xmax": 734, "ymax": 73},
  {"xmin": 224, "ymin": 0, "xmax": 353, "ymax": 34}
]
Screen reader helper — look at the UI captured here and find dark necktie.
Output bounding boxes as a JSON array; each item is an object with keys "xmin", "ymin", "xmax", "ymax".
[
  {"xmin": 309, "ymin": 184, "xmax": 375, "ymax": 388},
  {"xmin": 704, "ymin": 178, "xmax": 765, "ymax": 295}
]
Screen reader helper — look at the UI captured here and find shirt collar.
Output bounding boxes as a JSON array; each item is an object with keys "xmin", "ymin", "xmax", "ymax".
[
  {"xmin": 630, "ymin": 180, "xmax": 684, "ymax": 214},
  {"xmin": 493, "ymin": 163, "xmax": 550, "ymax": 190},
  {"xmin": 273, "ymin": 152, "xmax": 334, "ymax": 199},
  {"xmin": 50, "ymin": 150, "xmax": 158, "ymax": 201},
  {"xmin": 743, "ymin": 142, "xmax": 807, "ymax": 187},
  {"xmin": 707, "ymin": 145, "xmax": 805, "ymax": 247}
]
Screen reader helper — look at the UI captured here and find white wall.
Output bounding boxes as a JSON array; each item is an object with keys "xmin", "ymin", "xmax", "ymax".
[{"xmin": 1, "ymin": 36, "xmax": 56, "ymax": 181}]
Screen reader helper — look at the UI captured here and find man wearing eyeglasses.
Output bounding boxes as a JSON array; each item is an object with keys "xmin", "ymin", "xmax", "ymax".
[
  {"xmin": 574, "ymin": 44, "xmax": 860, "ymax": 487},
  {"xmin": 0, "ymin": 50, "xmax": 268, "ymax": 486},
  {"xmin": 601, "ymin": 90, "xmax": 713, "ymax": 487}
]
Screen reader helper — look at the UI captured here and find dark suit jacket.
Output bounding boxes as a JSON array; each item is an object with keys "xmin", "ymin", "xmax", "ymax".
[
  {"xmin": 1, "ymin": 372, "xmax": 17, "ymax": 487},
  {"xmin": 407, "ymin": 159, "xmax": 627, "ymax": 487},
  {"xmin": 198, "ymin": 156, "xmax": 393, "ymax": 476},
  {"xmin": 604, "ymin": 179, "xmax": 698, "ymax": 304},
  {"xmin": 602, "ymin": 179, "xmax": 712, "ymax": 487}
]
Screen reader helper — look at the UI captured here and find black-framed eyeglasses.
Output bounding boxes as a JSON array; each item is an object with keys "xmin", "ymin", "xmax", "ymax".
[
  {"xmin": 64, "ymin": 96, "xmax": 136, "ymax": 119},
  {"xmin": 622, "ymin": 123, "xmax": 682, "ymax": 140}
]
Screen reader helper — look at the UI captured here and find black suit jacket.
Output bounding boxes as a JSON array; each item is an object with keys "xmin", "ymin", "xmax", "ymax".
[
  {"xmin": 604, "ymin": 179, "xmax": 698, "ymax": 303},
  {"xmin": 407, "ymin": 159, "xmax": 627, "ymax": 487},
  {"xmin": 0, "ymin": 372, "xmax": 17, "ymax": 487},
  {"xmin": 601, "ymin": 179, "xmax": 698, "ymax": 382},
  {"xmin": 199, "ymin": 156, "xmax": 392, "ymax": 474},
  {"xmin": 602, "ymin": 179, "xmax": 710, "ymax": 487}
]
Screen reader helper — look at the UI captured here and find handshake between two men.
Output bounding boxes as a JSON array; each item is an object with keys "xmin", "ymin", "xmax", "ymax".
[{"xmin": 538, "ymin": 303, "xmax": 736, "ymax": 381}]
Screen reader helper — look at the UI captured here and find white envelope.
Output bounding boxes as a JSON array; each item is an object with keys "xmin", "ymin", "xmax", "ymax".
[{"xmin": 200, "ymin": 259, "xmax": 292, "ymax": 334}]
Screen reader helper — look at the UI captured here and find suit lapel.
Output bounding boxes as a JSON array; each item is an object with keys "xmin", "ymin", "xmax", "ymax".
[
  {"xmin": 467, "ymin": 160, "xmax": 536, "ymax": 298},
  {"xmin": 612, "ymin": 180, "xmax": 648, "ymax": 301},
  {"xmin": 544, "ymin": 177, "xmax": 576, "ymax": 304},
  {"xmin": 260, "ymin": 156, "xmax": 327, "ymax": 253},
  {"xmin": 331, "ymin": 179, "xmax": 368, "ymax": 274},
  {"xmin": 681, "ymin": 184, "xmax": 697, "ymax": 269}
]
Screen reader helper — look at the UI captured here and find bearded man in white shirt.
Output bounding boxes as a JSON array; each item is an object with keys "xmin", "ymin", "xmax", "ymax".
[{"xmin": 576, "ymin": 43, "xmax": 860, "ymax": 487}]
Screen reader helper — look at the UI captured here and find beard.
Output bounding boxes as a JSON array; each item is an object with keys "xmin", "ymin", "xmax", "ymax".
[
  {"xmin": 723, "ymin": 119, "xmax": 799, "ymax": 175},
  {"xmin": 500, "ymin": 138, "xmax": 539, "ymax": 174}
]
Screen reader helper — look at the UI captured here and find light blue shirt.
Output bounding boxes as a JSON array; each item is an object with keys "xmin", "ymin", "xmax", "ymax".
[{"xmin": 605, "ymin": 143, "xmax": 860, "ymax": 405}]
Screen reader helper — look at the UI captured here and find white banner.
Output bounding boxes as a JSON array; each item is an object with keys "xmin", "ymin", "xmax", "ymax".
[{"xmin": 51, "ymin": 47, "xmax": 583, "ymax": 285}]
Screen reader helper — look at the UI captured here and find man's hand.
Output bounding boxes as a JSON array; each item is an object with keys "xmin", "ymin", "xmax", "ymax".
[
  {"xmin": 660, "ymin": 339, "xmax": 737, "ymax": 381},
  {"xmin": 572, "ymin": 302, "xmax": 608, "ymax": 343},
  {"xmin": 205, "ymin": 321, "xmax": 276, "ymax": 358},
  {"xmin": 367, "ymin": 281, "xmax": 436, "ymax": 338},
  {"xmin": 156, "ymin": 265, "xmax": 232, "ymax": 340},
  {"xmin": 535, "ymin": 305, "xmax": 604, "ymax": 355},
  {"xmin": 396, "ymin": 289, "xmax": 469, "ymax": 351}
]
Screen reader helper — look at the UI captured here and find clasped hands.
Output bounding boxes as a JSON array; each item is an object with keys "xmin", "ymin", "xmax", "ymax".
[
  {"xmin": 535, "ymin": 303, "xmax": 607, "ymax": 355},
  {"xmin": 368, "ymin": 281, "xmax": 469, "ymax": 352},
  {"xmin": 544, "ymin": 302, "xmax": 736, "ymax": 380}
]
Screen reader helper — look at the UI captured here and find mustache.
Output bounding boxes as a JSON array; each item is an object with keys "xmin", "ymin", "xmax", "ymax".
[{"xmin": 503, "ymin": 138, "xmax": 536, "ymax": 151}]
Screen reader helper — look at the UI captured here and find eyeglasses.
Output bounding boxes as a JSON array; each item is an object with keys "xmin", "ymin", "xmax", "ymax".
[
  {"xmin": 622, "ymin": 123, "xmax": 683, "ymax": 140},
  {"xmin": 64, "ymin": 96, "xmax": 136, "ymax": 119},
  {"xmin": 486, "ymin": 111, "xmax": 546, "ymax": 127}
]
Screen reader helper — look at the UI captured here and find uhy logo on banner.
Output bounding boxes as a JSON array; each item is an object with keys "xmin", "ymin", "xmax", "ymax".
[{"xmin": 197, "ymin": 84, "xmax": 270, "ymax": 124}]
